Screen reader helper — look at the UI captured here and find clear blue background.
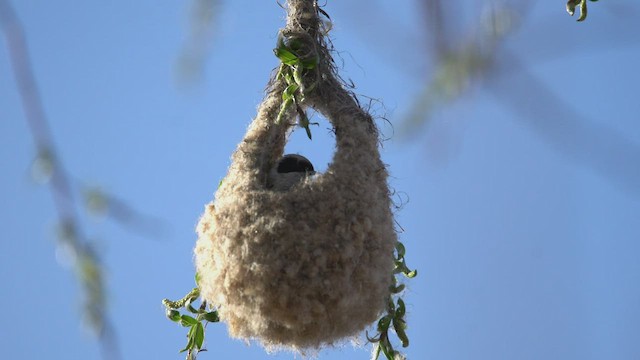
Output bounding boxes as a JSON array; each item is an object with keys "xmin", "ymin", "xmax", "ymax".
[{"xmin": 1, "ymin": 1, "xmax": 639, "ymax": 359}]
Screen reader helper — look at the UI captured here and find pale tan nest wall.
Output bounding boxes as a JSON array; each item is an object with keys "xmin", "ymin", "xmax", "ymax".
[{"xmin": 193, "ymin": 0, "xmax": 397, "ymax": 351}]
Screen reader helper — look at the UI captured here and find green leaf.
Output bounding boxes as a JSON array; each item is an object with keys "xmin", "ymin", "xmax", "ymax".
[
  {"xmin": 394, "ymin": 260, "xmax": 408, "ymax": 273},
  {"xmin": 274, "ymin": 47, "xmax": 299, "ymax": 66},
  {"xmin": 303, "ymin": 122, "xmax": 313, "ymax": 140},
  {"xmin": 394, "ymin": 258, "xmax": 417, "ymax": 278},
  {"xmin": 283, "ymin": 83, "xmax": 299, "ymax": 101},
  {"xmin": 393, "ymin": 318, "xmax": 409, "ymax": 348},
  {"xmin": 566, "ymin": 0, "xmax": 578, "ymax": 16},
  {"xmin": 166, "ymin": 309, "xmax": 181, "ymax": 322},
  {"xmin": 404, "ymin": 269, "xmax": 418, "ymax": 278},
  {"xmin": 276, "ymin": 97, "xmax": 294, "ymax": 124},
  {"xmin": 180, "ymin": 315, "xmax": 198, "ymax": 327},
  {"xmin": 388, "ymin": 297, "xmax": 396, "ymax": 312},
  {"xmin": 180, "ymin": 325, "xmax": 196, "ymax": 353},
  {"xmin": 186, "ymin": 303, "xmax": 199, "ymax": 314},
  {"xmin": 203, "ymin": 311, "xmax": 220, "ymax": 323},
  {"xmin": 194, "ymin": 322, "xmax": 205, "ymax": 350},
  {"xmin": 577, "ymin": 0, "xmax": 588, "ymax": 21},
  {"xmin": 296, "ymin": 105, "xmax": 316, "ymax": 140},
  {"xmin": 395, "ymin": 242, "xmax": 406, "ymax": 259},
  {"xmin": 377, "ymin": 315, "xmax": 392, "ymax": 332},
  {"xmin": 293, "ymin": 64, "xmax": 304, "ymax": 88},
  {"xmin": 390, "ymin": 283, "xmax": 405, "ymax": 294},
  {"xmin": 301, "ymin": 56, "xmax": 318, "ymax": 70},
  {"xmin": 567, "ymin": 0, "xmax": 590, "ymax": 21},
  {"xmin": 395, "ymin": 298, "xmax": 406, "ymax": 318},
  {"xmin": 284, "ymin": 71, "xmax": 295, "ymax": 86},
  {"xmin": 380, "ymin": 339, "xmax": 394, "ymax": 360},
  {"xmin": 275, "ymin": 65, "xmax": 285, "ymax": 81},
  {"xmin": 195, "ymin": 273, "xmax": 201, "ymax": 287},
  {"xmin": 393, "ymin": 316, "xmax": 407, "ymax": 331}
]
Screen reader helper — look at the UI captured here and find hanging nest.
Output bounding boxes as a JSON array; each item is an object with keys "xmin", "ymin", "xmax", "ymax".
[{"xmin": 194, "ymin": 0, "xmax": 397, "ymax": 351}]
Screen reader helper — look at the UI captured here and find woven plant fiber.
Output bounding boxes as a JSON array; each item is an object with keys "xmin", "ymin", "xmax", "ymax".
[{"xmin": 194, "ymin": 0, "xmax": 397, "ymax": 351}]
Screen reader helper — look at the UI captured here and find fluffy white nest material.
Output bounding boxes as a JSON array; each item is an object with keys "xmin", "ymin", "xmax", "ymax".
[{"xmin": 194, "ymin": 0, "xmax": 397, "ymax": 351}]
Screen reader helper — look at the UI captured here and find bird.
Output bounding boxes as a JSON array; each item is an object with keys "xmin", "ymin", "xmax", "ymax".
[{"xmin": 268, "ymin": 154, "xmax": 316, "ymax": 191}]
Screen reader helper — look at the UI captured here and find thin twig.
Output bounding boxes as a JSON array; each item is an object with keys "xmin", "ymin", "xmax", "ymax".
[{"xmin": 0, "ymin": 1, "xmax": 122, "ymax": 359}]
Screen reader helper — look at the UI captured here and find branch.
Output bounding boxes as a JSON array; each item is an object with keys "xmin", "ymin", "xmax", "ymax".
[{"xmin": 0, "ymin": 1, "xmax": 121, "ymax": 359}]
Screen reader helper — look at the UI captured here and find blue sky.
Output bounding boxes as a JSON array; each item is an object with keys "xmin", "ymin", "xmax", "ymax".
[{"xmin": 1, "ymin": 1, "xmax": 639, "ymax": 359}]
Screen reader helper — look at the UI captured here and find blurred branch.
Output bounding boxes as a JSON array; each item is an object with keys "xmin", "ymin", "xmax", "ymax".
[
  {"xmin": 0, "ymin": 1, "xmax": 121, "ymax": 359},
  {"xmin": 403, "ymin": 1, "xmax": 640, "ymax": 196},
  {"xmin": 403, "ymin": 2, "xmax": 515, "ymax": 134},
  {"xmin": 82, "ymin": 185, "xmax": 171, "ymax": 239},
  {"xmin": 175, "ymin": 0, "xmax": 220, "ymax": 87},
  {"xmin": 487, "ymin": 51, "xmax": 640, "ymax": 196},
  {"xmin": 567, "ymin": 0, "xmax": 599, "ymax": 22},
  {"xmin": 420, "ymin": 0, "xmax": 448, "ymax": 55}
]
